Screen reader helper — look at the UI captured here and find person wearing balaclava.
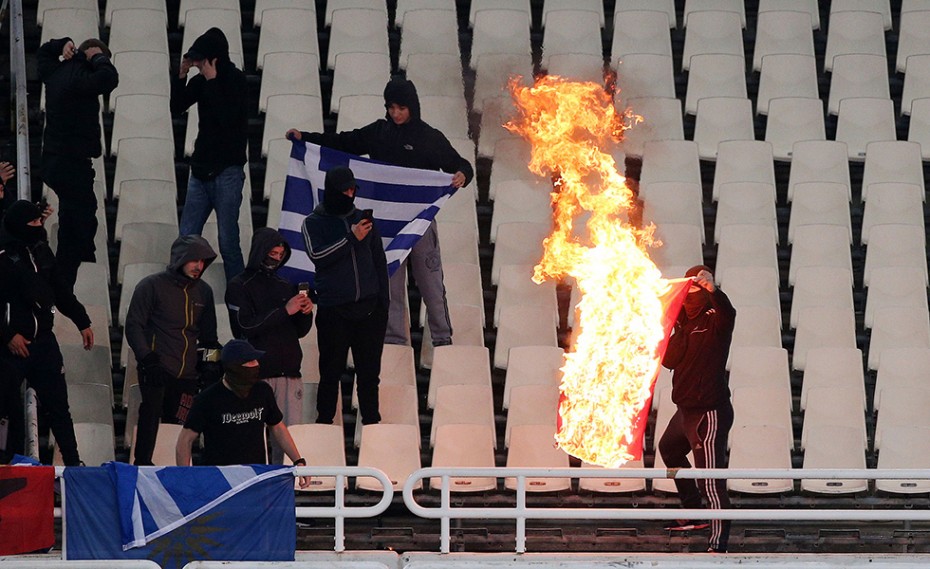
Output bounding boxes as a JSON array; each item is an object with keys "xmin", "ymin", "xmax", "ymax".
[
  {"xmin": 125, "ymin": 235, "xmax": 222, "ymax": 466},
  {"xmin": 0, "ymin": 200, "xmax": 95, "ymax": 465},
  {"xmin": 301, "ymin": 166, "xmax": 390, "ymax": 426},
  {"xmin": 176, "ymin": 339, "xmax": 309, "ymax": 483},
  {"xmin": 225, "ymin": 228, "xmax": 314, "ymax": 463},
  {"xmin": 171, "ymin": 27, "xmax": 248, "ymax": 283},
  {"xmin": 287, "ymin": 77, "xmax": 473, "ymax": 348},
  {"xmin": 659, "ymin": 265, "xmax": 736, "ymax": 553}
]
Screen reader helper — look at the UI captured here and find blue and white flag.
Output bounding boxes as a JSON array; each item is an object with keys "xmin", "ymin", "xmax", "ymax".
[
  {"xmin": 63, "ymin": 464, "xmax": 296, "ymax": 569},
  {"xmin": 277, "ymin": 141, "xmax": 456, "ymax": 286}
]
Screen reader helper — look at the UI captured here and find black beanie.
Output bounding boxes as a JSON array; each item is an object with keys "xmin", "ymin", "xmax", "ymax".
[
  {"xmin": 184, "ymin": 27, "xmax": 230, "ymax": 61},
  {"xmin": 3, "ymin": 200, "xmax": 41, "ymax": 233},
  {"xmin": 383, "ymin": 78, "xmax": 421, "ymax": 120},
  {"xmin": 323, "ymin": 167, "xmax": 357, "ymax": 215}
]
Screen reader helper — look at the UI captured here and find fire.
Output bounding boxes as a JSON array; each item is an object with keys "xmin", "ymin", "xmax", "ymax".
[{"xmin": 505, "ymin": 75, "xmax": 678, "ymax": 467}]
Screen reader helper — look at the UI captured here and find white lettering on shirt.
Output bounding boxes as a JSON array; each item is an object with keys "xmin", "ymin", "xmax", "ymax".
[{"xmin": 221, "ymin": 407, "xmax": 264, "ymax": 425}]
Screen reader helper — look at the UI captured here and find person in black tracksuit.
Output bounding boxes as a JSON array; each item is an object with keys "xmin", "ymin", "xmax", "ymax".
[
  {"xmin": 659, "ymin": 264, "xmax": 737, "ymax": 553},
  {"xmin": 38, "ymin": 37, "xmax": 119, "ymax": 288},
  {"xmin": 225, "ymin": 228, "xmax": 314, "ymax": 463},
  {"xmin": 288, "ymin": 78, "xmax": 473, "ymax": 347},
  {"xmin": 0, "ymin": 201, "xmax": 94, "ymax": 465},
  {"xmin": 301, "ymin": 167, "xmax": 390, "ymax": 426},
  {"xmin": 125, "ymin": 235, "xmax": 221, "ymax": 466}
]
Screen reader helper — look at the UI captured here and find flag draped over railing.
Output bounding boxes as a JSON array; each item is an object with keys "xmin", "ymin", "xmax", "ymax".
[{"xmin": 277, "ymin": 141, "xmax": 456, "ymax": 286}]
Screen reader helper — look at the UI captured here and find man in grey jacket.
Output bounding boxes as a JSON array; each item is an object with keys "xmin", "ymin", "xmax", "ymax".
[{"xmin": 125, "ymin": 235, "xmax": 222, "ymax": 466}]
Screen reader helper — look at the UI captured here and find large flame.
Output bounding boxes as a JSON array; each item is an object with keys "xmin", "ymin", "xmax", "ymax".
[{"xmin": 505, "ymin": 75, "xmax": 678, "ymax": 467}]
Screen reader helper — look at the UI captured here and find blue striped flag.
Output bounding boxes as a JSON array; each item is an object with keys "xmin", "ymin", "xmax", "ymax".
[{"xmin": 277, "ymin": 141, "xmax": 456, "ymax": 286}]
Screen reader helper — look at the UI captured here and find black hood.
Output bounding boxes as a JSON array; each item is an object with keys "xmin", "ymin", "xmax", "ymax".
[
  {"xmin": 383, "ymin": 78, "xmax": 421, "ymax": 121},
  {"xmin": 0, "ymin": 200, "xmax": 43, "ymax": 247},
  {"xmin": 184, "ymin": 27, "xmax": 230, "ymax": 62},
  {"xmin": 246, "ymin": 227, "xmax": 291, "ymax": 270},
  {"xmin": 167, "ymin": 235, "xmax": 217, "ymax": 274}
]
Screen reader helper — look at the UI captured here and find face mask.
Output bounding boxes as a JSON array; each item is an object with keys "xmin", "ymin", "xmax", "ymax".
[
  {"xmin": 261, "ymin": 255, "xmax": 281, "ymax": 272},
  {"xmin": 20, "ymin": 226, "xmax": 47, "ymax": 246},
  {"xmin": 683, "ymin": 290, "xmax": 710, "ymax": 319},
  {"xmin": 225, "ymin": 364, "xmax": 261, "ymax": 397},
  {"xmin": 324, "ymin": 190, "xmax": 355, "ymax": 215}
]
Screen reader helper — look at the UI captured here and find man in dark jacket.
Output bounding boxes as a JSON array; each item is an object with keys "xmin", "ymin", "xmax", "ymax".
[
  {"xmin": 301, "ymin": 167, "xmax": 389, "ymax": 426},
  {"xmin": 659, "ymin": 265, "xmax": 737, "ymax": 554},
  {"xmin": 125, "ymin": 235, "xmax": 221, "ymax": 466},
  {"xmin": 38, "ymin": 37, "xmax": 118, "ymax": 288},
  {"xmin": 0, "ymin": 201, "xmax": 94, "ymax": 465},
  {"xmin": 171, "ymin": 27, "xmax": 249, "ymax": 282},
  {"xmin": 226, "ymin": 228, "xmax": 314, "ymax": 463},
  {"xmin": 288, "ymin": 78, "xmax": 473, "ymax": 347}
]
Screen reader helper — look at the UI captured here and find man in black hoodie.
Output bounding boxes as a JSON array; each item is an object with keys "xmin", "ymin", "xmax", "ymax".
[
  {"xmin": 125, "ymin": 235, "xmax": 221, "ymax": 466},
  {"xmin": 0, "ymin": 201, "xmax": 94, "ymax": 465},
  {"xmin": 226, "ymin": 228, "xmax": 314, "ymax": 463},
  {"xmin": 288, "ymin": 78, "xmax": 473, "ymax": 347},
  {"xmin": 171, "ymin": 27, "xmax": 249, "ymax": 282},
  {"xmin": 302, "ymin": 167, "xmax": 389, "ymax": 426},
  {"xmin": 659, "ymin": 265, "xmax": 737, "ymax": 553},
  {"xmin": 38, "ymin": 37, "xmax": 119, "ymax": 288}
]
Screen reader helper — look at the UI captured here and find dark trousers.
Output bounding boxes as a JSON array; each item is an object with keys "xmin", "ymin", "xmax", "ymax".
[
  {"xmin": 42, "ymin": 152, "xmax": 98, "ymax": 288},
  {"xmin": 133, "ymin": 371, "xmax": 197, "ymax": 466},
  {"xmin": 315, "ymin": 302, "xmax": 388, "ymax": 425},
  {"xmin": 0, "ymin": 333, "xmax": 80, "ymax": 465},
  {"xmin": 658, "ymin": 402, "xmax": 734, "ymax": 551}
]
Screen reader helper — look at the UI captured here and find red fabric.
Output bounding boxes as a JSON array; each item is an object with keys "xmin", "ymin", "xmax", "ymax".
[
  {"xmin": 625, "ymin": 277, "xmax": 692, "ymax": 461},
  {"xmin": 0, "ymin": 466, "xmax": 55, "ymax": 555}
]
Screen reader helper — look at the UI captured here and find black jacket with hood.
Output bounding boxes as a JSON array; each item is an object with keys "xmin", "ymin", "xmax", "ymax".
[
  {"xmin": 38, "ymin": 37, "xmax": 119, "ymax": 159},
  {"xmin": 0, "ymin": 205, "xmax": 91, "ymax": 346},
  {"xmin": 301, "ymin": 78, "xmax": 474, "ymax": 183},
  {"xmin": 125, "ymin": 235, "xmax": 219, "ymax": 380},
  {"xmin": 662, "ymin": 288, "xmax": 736, "ymax": 413},
  {"xmin": 225, "ymin": 228, "xmax": 313, "ymax": 378},
  {"xmin": 170, "ymin": 28, "xmax": 248, "ymax": 180}
]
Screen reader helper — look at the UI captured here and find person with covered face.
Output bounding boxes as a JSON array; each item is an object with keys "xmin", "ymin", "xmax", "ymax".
[
  {"xmin": 175, "ymin": 340, "xmax": 310, "ymax": 484},
  {"xmin": 125, "ymin": 235, "xmax": 222, "ymax": 466},
  {"xmin": 0, "ymin": 200, "xmax": 94, "ymax": 465},
  {"xmin": 225, "ymin": 228, "xmax": 314, "ymax": 463},
  {"xmin": 301, "ymin": 167, "xmax": 390, "ymax": 426},
  {"xmin": 659, "ymin": 265, "xmax": 736, "ymax": 554},
  {"xmin": 287, "ymin": 77, "xmax": 473, "ymax": 347}
]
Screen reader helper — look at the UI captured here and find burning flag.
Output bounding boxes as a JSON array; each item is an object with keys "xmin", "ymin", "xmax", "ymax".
[{"xmin": 505, "ymin": 75, "xmax": 691, "ymax": 467}]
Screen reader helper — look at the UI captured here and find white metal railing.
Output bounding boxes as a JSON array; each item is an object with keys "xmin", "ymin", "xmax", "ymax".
[
  {"xmin": 10, "ymin": 0, "xmax": 31, "ymax": 200},
  {"xmin": 403, "ymin": 467, "xmax": 930, "ymax": 553},
  {"xmin": 54, "ymin": 466, "xmax": 394, "ymax": 554}
]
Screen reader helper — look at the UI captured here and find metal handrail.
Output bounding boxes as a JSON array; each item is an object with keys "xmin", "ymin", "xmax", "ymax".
[
  {"xmin": 404, "ymin": 467, "xmax": 930, "ymax": 553},
  {"xmin": 9, "ymin": 0, "xmax": 30, "ymax": 200}
]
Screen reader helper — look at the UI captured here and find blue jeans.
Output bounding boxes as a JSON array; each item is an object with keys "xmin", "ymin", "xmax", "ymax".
[{"xmin": 179, "ymin": 166, "xmax": 246, "ymax": 281}]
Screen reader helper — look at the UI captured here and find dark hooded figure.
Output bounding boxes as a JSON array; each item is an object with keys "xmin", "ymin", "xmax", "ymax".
[
  {"xmin": 301, "ymin": 166, "xmax": 390, "ymax": 426},
  {"xmin": 125, "ymin": 235, "xmax": 222, "ymax": 466},
  {"xmin": 288, "ymin": 78, "xmax": 473, "ymax": 348},
  {"xmin": 225, "ymin": 228, "xmax": 314, "ymax": 463},
  {"xmin": 0, "ymin": 200, "xmax": 94, "ymax": 465},
  {"xmin": 171, "ymin": 27, "xmax": 249, "ymax": 282},
  {"xmin": 38, "ymin": 36, "xmax": 119, "ymax": 288},
  {"xmin": 659, "ymin": 264, "xmax": 737, "ymax": 553}
]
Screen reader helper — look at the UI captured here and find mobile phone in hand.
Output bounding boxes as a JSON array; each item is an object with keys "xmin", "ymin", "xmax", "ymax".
[
  {"xmin": 361, "ymin": 208, "xmax": 374, "ymax": 222},
  {"xmin": 298, "ymin": 282, "xmax": 310, "ymax": 297}
]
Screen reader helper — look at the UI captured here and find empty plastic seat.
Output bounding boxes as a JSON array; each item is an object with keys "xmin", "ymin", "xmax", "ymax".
[
  {"xmin": 540, "ymin": 9, "xmax": 603, "ymax": 70},
  {"xmin": 419, "ymin": 96, "xmax": 469, "ymax": 140},
  {"xmin": 109, "ymin": 8, "xmax": 169, "ymax": 56},
  {"xmin": 420, "ymin": 303, "xmax": 485, "ymax": 368},
  {"xmin": 253, "ymin": 0, "xmax": 315, "ymax": 27},
  {"xmin": 431, "ymin": 384, "xmax": 496, "ymax": 448},
  {"xmin": 752, "ymin": 10, "xmax": 815, "ymax": 72},
  {"xmin": 112, "ymin": 137, "xmax": 176, "ymax": 198},
  {"xmin": 263, "ymin": 94, "xmax": 323, "ymax": 157},
  {"xmin": 117, "ymin": 222, "xmax": 175, "ymax": 283},
  {"xmin": 714, "ymin": 182, "xmax": 778, "ymax": 244},
  {"xmin": 544, "ymin": 0, "xmax": 605, "ymax": 26},
  {"xmin": 494, "ymin": 305, "xmax": 559, "ymax": 369},
  {"xmin": 614, "ymin": 53, "xmax": 675, "ymax": 103},
  {"xmin": 421, "ymin": 262, "xmax": 484, "ymax": 327},
  {"xmin": 494, "ymin": 264, "xmax": 558, "ymax": 328},
  {"xmin": 336, "ymin": 94, "xmax": 384, "ymax": 132},
  {"xmin": 619, "ymin": 97, "xmax": 684, "ymax": 157},
  {"xmin": 874, "ymin": 386, "xmax": 930, "ymax": 451},
  {"xmin": 728, "ymin": 306, "xmax": 783, "ymax": 364},
  {"xmin": 406, "ymin": 53, "xmax": 466, "ymax": 100},
  {"xmin": 824, "ymin": 11, "xmax": 886, "ymax": 72},
  {"xmin": 545, "ymin": 53, "xmax": 605, "ymax": 84},
  {"xmin": 791, "ymin": 264, "xmax": 854, "ymax": 327},
  {"xmin": 869, "ymin": 307, "xmax": 930, "ymax": 370},
  {"xmin": 789, "ymin": 224, "xmax": 854, "ymax": 287},
  {"xmin": 764, "ymin": 98, "xmax": 827, "ymax": 161},
  {"xmin": 491, "ymin": 222, "xmax": 550, "ymax": 285},
  {"xmin": 727, "ymin": 425, "xmax": 794, "ymax": 493},
  {"xmin": 109, "ymin": 51, "xmax": 170, "ymax": 112},
  {"xmin": 682, "ymin": 10, "xmax": 743, "ymax": 70},
  {"xmin": 505, "ymin": 384, "xmax": 560, "ymax": 447},
  {"xmin": 73, "ymin": 262, "xmax": 112, "ymax": 326},
  {"xmin": 114, "ymin": 180, "xmax": 177, "ymax": 241},
  {"xmin": 40, "ymin": 7, "xmax": 99, "ymax": 49},
  {"xmin": 759, "ymin": 0, "xmax": 819, "ymax": 28},
  {"xmin": 792, "ymin": 306, "xmax": 857, "ymax": 370},
  {"xmin": 865, "ymin": 267, "xmax": 928, "ymax": 329},
  {"xmin": 259, "ymin": 52, "xmax": 322, "ymax": 113},
  {"xmin": 828, "ymin": 55, "xmax": 890, "ymax": 116},
  {"xmin": 684, "ymin": 0, "xmax": 746, "ymax": 26},
  {"xmin": 640, "ymin": 140, "xmax": 701, "ymax": 187},
  {"xmin": 836, "ymin": 98, "xmax": 896, "ymax": 161},
  {"xmin": 801, "ymin": 387, "xmax": 867, "ymax": 452},
  {"xmin": 290, "ymin": 424, "xmax": 346, "ymax": 491},
  {"xmin": 428, "ymin": 346, "xmax": 492, "ymax": 408},
  {"xmin": 66, "ymin": 382, "xmax": 114, "ymax": 426},
  {"xmin": 178, "ymin": 0, "xmax": 239, "ymax": 27},
  {"xmin": 615, "ymin": 0, "xmax": 676, "ymax": 28},
  {"xmin": 502, "ymin": 345, "xmax": 564, "ymax": 409},
  {"xmin": 327, "ymin": 8, "xmax": 389, "ymax": 70},
  {"xmin": 907, "ymin": 97, "xmax": 930, "ymax": 157},
  {"xmin": 693, "ymin": 97, "xmax": 755, "ymax": 160},
  {"xmin": 470, "ymin": 9, "xmax": 532, "ymax": 69},
  {"xmin": 62, "ymin": 345, "xmax": 113, "ymax": 398},
  {"xmin": 436, "ymin": 220, "xmax": 479, "ymax": 266},
  {"xmin": 800, "ymin": 347, "xmax": 866, "ymax": 411},
  {"xmin": 54, "ymin": 305, "xmax": 110, "ymax": 351},
  {"xmin": 787, "ymin": 141, "xmax": 851, "ymax": 201},
  {"xmin": 328, "ymin": 52, "xmax": 391, "ymax": 114},
  {"xmin": 468, "ymin": 0, "xmax": 530, "ymax": 26},
  {"xmin": 861, "ymin": 141, "xmax": 925, "ymax": 202},
  {"xmin": 357, "ymin": 423, "xmax": 422, "ymax": 491},
  {"xmin": 118, "ymin": 263, "xmax": 163, "ymax": 327},
  {"xmin": 831, "ymin": 0, "xmax": 891, "ymax": 28},
  {"xmin": 684, "ymin": 54, "xmax": 747, "ymax": 115},
  {"xmin": 56, "ymin": 422, "xmax": 115, "ymax": 467},
  {"xmin": 731, "ymin": 385, "xmax": 794, "ymax": 438},
  {"xmin": 256, "ymin": 8, "xmax": 318, "ymax": 69},
  {"xmin": 898, "ymin": 12, "xmax": 930, "ymax": 73},
  {"xmin": 641, "ymin": 181, "xmax": 704, "ymax": 238},
  {"xmin": 788, "ymin": 182, "xmax": 851, "ymax": 244},
  {"xmin": 490, "ymin": 182, "xmax": 553, "ymax": 242},
  {"xmin": 902, "ymin": 55, "xmax": 930, "ymax": 117},
  {"xmin": 505, "ymin": 424, "xmax": 572, "ymax": 492},
  {"xmin": 864, "ymin": 224, "xmax": 928, "ymax": 287},
  {"xmin": 578, "ymin": 460, "xmax": 647, "ymax": 494},
  {"xmin": 129, "ymin": 423, "xmax": 182, "ymax": 466},
  {"xmin": 861, "ymin": 183, "xmax": 924, "ymax": 245},
  {"xmin": 714, "ymin": 224, "xmax": 779, "ymax": 287},
  {"xmin": 712, "ymin": 140, "xmax": 776, "ymax": 201},
  {"xmin": 800, "ymin": 424, "xmax": 867, "ymax": 494},
  {"xmin": 875, "ymin": 426, "xmax": 930, "ymax": 494},
  {"xmin": 720, "ymin": 266, "xmax": 782, "ymax": 328},
  {"xmin": 353, "ymin": 384, "xmax": 419, "ymax": 447},
  {"xmin": 398, "ymin": 8, "xmax": 460, "ymax": 70},
  {"xmin": 472, "ymin": 53, "xmax": 533, "ymax": 113},
  {"xmin": 110, "ymin": 94, "xmax": 172, "ymax": 156},
  {"xmin": 650, "ymin": 223, "xmax": 704, "ymax": 271},
  {"xmin": 756, "ymin": 54, "xmax": 818, "ymax": 115},
  {"xmin": 610, "ymin": 10, "xmax": 672, "ymax": 62},
  {"xmin": 728, "ymin": 346, "xmax": 791, "ymax": 393},
  {"xmin": 430, "ymin": 424, "xmax": 497, "ymax": 492}
]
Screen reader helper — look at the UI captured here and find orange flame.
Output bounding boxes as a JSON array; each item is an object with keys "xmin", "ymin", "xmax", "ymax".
[{"xmin": 505, "ymin": 75, "xmax": 676, "ymax": 467}]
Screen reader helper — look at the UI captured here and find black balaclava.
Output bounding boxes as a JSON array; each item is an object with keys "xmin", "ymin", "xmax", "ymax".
[
  {"xmin": 3, "ymin": 200, "xmax": 46, "ymax": 245},
  {"xmin": 225, "ymin": 363, "xmax": 261, "ymax": 397},
  {"xmin": 261, "ymin": 243, "xmax": 285, "ymax": 272},
  {"xmin": 683, "ymin": 264, "xmax": 713, "ymax": 320},
  {"xmin": 323, "ymin": 166, "xmax": 357, "ymax": 215}
]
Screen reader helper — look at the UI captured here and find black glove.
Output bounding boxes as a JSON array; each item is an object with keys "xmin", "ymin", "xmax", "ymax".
[{"xmin": 139, "ymin": 353, "xmax": 171, "ymax": 388}]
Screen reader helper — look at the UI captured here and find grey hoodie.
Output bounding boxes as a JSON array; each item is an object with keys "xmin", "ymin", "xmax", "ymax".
[{"xmin": 125, "ymin": 235, "xmax": 219, "ymax": 379}]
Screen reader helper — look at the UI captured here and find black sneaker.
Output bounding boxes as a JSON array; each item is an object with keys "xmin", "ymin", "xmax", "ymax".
[{"xmin": 664, "ymin": 519, "xmax": 710, "ymax": 531}]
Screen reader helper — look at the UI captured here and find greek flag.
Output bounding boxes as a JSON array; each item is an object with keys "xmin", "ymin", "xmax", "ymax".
[{"xmin": 277, "ymin": 141, "xmax": 456, "ymax": 286}]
